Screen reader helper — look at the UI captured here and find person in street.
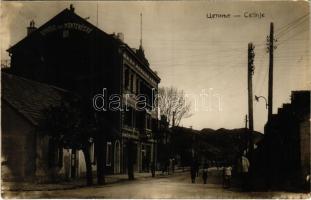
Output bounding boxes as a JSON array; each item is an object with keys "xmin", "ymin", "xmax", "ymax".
[
  {"xmin": 191, "ymin": 162, "xmax": 196, "ymax": 183},
  {"xmin": 222, "ymin": 165, "xmax": 226, "ymax": 188},
  {"xmin": 202, "ymin": 163, "xmax": 208, "ymax": 184},
  {"xmin": 150, "ymin": 162, "xmax": 155, "ymax": 177},
  {"xmin": 169, "ymin": 158, "xmax": 173, "ymax": 175},
  {"xmin": 195, "ymin": 159, "xmax": 200, "ymax": 177},
  {"xmin": 223, "ymin": 164, "xmax": 232, "ymax": 188},
  {"xmin": 241, "ymin": 155, "xmax": 250, "ymax": 191},
  {"xmin": 166, "ymin": 159, "xmax": 170, "ymax": 175},
  {"xmin": 304, "ymin": 174, "xmax": 310, "ymax": 193}
]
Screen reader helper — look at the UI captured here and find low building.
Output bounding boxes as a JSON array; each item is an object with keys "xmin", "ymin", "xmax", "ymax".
[{"xmin": 1, "ymin": 72, "xmax": 91, "ymax": 182}]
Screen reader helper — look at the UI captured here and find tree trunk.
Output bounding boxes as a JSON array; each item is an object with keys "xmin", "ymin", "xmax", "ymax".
[
  {"xmin": 82, "ymin": 146, "xmax": 93, "ymax": 186},
  {"xmin": 95, "ymin": 132, "xmax": 106, "ymax": 185},
  {"xmin": 127, "ymin": 141, "xmax": 135, "ymax": 180}
]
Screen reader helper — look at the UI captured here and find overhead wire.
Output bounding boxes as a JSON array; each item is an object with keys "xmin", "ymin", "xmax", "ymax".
[{"xmin": 274, "ymin": 12, "xmax": 309, "ymax": 37}]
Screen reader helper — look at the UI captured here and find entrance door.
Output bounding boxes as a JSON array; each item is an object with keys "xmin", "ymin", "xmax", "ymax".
[
  {"xmin": 114, "ymin": 140, "xmax": 121, "ymax": 174},
  {"xmin": 123, "ymin": 144, "xmax": 127, "ymax": 173}
]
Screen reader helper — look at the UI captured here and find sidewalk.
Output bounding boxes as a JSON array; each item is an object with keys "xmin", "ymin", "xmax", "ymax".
[{"xmin": 1, "ymin": 168, "xmax": 188, "ymax": 192}]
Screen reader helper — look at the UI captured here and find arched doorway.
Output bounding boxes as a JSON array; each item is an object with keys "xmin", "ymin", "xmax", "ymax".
[{"xmin": 114, "ymin": 140, "xmax": 121, "ymax": 174}]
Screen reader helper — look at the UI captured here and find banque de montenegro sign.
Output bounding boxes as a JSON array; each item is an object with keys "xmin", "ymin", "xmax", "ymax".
[{"xmin": 40, "ymin": 22, "xmax": 93, "ymax": 36}]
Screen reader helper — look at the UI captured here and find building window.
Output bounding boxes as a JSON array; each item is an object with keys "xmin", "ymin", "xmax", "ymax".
[
  {"xmin": 136, "ymin": 78, "xmax": 140, "ymax": 94},
  {"xmin": 106, "ymin": 142, "xmax": 112, "ymax": 166},
  {"xmin": 135, "ymin": 110, "xmax": 142, "ymax": 129},
  {"xmin": 124, "ymin": 68, "xmax": 129, "ymax": 89},
  {"xmin": 124, "ymin": 107, "xmax": 133, "ymax": 127},
  {"xmin": 130, "ymin": 74, "xmax": 134, "ymax": 92},
  {"xmin": 146, "ymin": 115, "xmax": 151, "ymax": 130}
]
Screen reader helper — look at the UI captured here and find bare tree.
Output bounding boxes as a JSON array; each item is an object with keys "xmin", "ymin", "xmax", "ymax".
[{"xmin": 157, "ymin": 86, "xmax": 192, "ymax": 126}]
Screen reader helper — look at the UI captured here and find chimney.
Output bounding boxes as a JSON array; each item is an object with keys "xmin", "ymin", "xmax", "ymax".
[
  {"xmin": 69, "ymin": 4, "xmax": 75, "ymax": 13},
  {"xmin": 117, "ymin": 32, "xmax": 124, "ymax": 42},
  {"xmin": 27, "ymin": 20, "xmax": 37, "ymax": 36}
]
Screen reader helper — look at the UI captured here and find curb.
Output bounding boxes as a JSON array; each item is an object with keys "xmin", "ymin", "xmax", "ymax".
[{"xmin": 2, "ymin": 170, "xmax": 189, "ymax": 192}]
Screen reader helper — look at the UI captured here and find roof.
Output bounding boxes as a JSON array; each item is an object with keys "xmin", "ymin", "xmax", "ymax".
[
  {"xmin": 1, "ymin": 72, "xmax": 68, "ymax": 126},
  {"xmin": 7, "ymin": 7, "xmax": 160, "ymax": 83},
  {"xmin": 7, "ymin": 8, "xmax": 106, "ymax": 53}
]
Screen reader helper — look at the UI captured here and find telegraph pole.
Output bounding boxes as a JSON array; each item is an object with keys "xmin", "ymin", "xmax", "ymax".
[
  {"xmin": 265, "ymin": 22, "xmax": 276, "ymax": 190},
  {"xmin": 244, "ymin": 114, "xmax": 248, "ymax": 154},
  {"xmin": 247, "ymin": 42, "xmax": 255, "ymax": 189},
  {"xmin": 267, "ymin": 22, "xmax": 275, "ymax": 121},
  {"xmin": 248, "ymin": 43, "xmax": 255, "ymax": 159},
  {"xmin": 140, "ymin": 13, "xmax": 143, "ymax": 48}
]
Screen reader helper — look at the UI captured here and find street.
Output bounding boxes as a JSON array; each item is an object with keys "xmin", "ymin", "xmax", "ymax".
[{"xmin": 3, "ymin": 168, "xmax": 309, "ymax": 199}]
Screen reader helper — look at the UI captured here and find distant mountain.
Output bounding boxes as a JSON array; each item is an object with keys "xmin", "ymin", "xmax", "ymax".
[
  {"xmin": 171, "ymin": 126, "xmax": 263, "ymax": 163},
  {"xmin": 201, "ymin": 128, "xmax": 263, "ymax": 142},
  {"xmin": 199, "ymin": 128, "xmax": 263, "ymax": 161}
]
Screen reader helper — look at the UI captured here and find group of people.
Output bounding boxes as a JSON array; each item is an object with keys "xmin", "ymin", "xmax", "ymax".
[
  {"xmin": 192, "ymin": 162, "xmax": 233, "ymax": 188},
  {"xmin": 223, "ymin": 155, "xmax": 250, "ymax": 189},
  {"xmin": 189, "ymin": 155, "xmax": 250, "ymax": 190},
  {"xmin": 190, "ymin": 161, "xmax": 209, "ymax": 184}
]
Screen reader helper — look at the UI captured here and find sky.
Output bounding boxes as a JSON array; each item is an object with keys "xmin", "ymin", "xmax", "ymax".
[{"xmin": 1, "ymin": 1, "xmax": 310, "ymax": 133}]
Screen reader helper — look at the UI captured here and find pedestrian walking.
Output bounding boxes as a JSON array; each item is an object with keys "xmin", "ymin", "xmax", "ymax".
[
  {"xmin": 202, "ymin": 163, "xmax": 208, "ymax": 184},
  {"xmin": 223, "ymin": 165, "xmax": 232, "ymax": 188},
  {"xmin": 172, "ymin": 158, "xmax": 175, "ymax": 174},
  {"xmin": 169, "ymin": 158, "xmax": 173, "ymax": 175},
  {"xmin": 191, "ymin": 163, "xmax": 196, "ymax": 183},
  {"xmin": 166, "ymin": 159, "xmax": 170, "ymax": 175},
  {"xmin": 195, "ymin": 160, "xmax": 200, "ymax": 177},
  {"xmin": 241, "ymin": 155, "xmax": 250, "ymax": 191},
  {"xmin": 304, "ymin": 174, "xmax": 310, "ymax": 192},
  {"xmin": 150, "ymin": 162, "xmax": 155, "ymax": 177}
]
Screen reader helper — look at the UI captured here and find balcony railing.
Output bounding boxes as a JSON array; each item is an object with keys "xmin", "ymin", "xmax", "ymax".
[
  {"xmin": 139, "ymin": 128, "xmax": 152, "ymax": 140},
  {"xmin": 122, "ymin": 126, "xmax": 139, "ymax": 136}
]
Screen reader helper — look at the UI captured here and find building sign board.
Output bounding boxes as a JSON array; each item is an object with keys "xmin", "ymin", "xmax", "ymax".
[{"xmin": 40, "ymin": 22, "xmax": 93, "ymax": 36}]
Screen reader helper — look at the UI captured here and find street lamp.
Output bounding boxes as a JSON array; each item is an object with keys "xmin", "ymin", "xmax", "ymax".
[{"xmin": 254, "ymin": 95, "xmax": 268, "ymax": 109}]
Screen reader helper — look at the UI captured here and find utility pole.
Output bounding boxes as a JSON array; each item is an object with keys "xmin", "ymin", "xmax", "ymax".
[
  {"xmin": 140, "ymin": 13, "xmax": 143, "ymax": 48},
  {"xmin": 267, "ymin": 22, "xmax": 276, "ymax": 121},
  {"xmin": 247, "ymin": 43, "xmax": 255, "ymax": 160},
  {"xmin": 244, "ymin": 114, "xmax": 248, "ymax": 154}
]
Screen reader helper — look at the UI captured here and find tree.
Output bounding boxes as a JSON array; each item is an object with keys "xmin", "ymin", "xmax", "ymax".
[
  {"xmin": 41, "ymin": 95, "xmax": 96, "ymax": 186},
  {"xmin": 94, "ymin": 114, "xmax": 107, "ymax": 185},
  {"xmin": 157, "ymin": 86, "xmax": 192, "ymax": 126}
]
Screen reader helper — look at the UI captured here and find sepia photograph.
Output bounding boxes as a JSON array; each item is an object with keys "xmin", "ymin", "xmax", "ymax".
[{"xmin": 0, "ymin": 0, "xmax": 310, "ymax": 198}]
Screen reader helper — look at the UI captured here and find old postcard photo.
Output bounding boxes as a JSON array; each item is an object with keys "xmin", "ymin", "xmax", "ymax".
[{"xmin": 1, "ymin": 0, "xmax": 310, "ymax": 198}]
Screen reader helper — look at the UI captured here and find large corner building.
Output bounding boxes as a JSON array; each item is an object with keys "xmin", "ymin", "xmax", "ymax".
[{"xmin": 4, "ymin": 6, "xmax": 160, "ymax": 180}]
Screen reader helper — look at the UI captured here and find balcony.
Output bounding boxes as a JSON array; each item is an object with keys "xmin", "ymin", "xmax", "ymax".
[
  {"xmin": 139, "ymin": 128, "xmax": 152, "ymax": 140},
  {"xmin": 122, "ymin": 126, "xmax": 139, "ymax": 139}
]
